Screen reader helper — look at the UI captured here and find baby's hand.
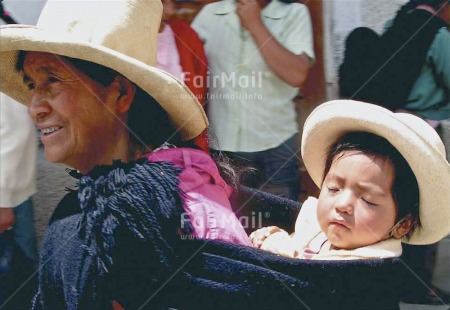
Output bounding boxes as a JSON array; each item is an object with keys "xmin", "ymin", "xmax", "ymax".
[{"xmin": 249, "ymin": 226, "xmax": 281, "ymax": 248}]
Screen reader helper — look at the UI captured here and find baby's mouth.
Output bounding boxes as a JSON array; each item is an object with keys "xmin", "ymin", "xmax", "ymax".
[{"xmin": 330, "ymin": 220, "xmax": 349, "ymax": 229}]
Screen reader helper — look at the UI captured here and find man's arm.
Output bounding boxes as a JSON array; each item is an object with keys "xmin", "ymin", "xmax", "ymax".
[
  {"xmin": 237, "ymin": 0, "xmax": 311, "ymax": 87},
  {"xmin": 0, "ymin": 208, "xmax": 14, "ymax": 233}
]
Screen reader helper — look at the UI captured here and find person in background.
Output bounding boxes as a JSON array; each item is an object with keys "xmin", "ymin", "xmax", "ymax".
[
  {"xmin": 0, "ymin": 3, "xmax": 38, "ymax": 309},
  {"xmin": 192, "ymin": 0, "xmax": 315, "ymax": 201},
  {"xmin": 393, "ymin": 0, "xmax": 449, "ymax": 125},
  {"xmin": 0, "ymin": 94, "xmax": 38, "ymax": 310},
  {"xmin": 157, "ymin": 0, "xmax": 209, "ymax": 152}
]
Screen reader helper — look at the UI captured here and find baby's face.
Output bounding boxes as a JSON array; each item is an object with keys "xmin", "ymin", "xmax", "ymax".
[{"xmin": 317, "ymin": 151, "xmax": 397, "ymax": 250}]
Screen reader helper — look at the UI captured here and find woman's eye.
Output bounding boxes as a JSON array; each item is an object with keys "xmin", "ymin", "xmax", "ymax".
[{"xmin": 48, "ymin": 76, "xmax": 59, "ymax": 83}]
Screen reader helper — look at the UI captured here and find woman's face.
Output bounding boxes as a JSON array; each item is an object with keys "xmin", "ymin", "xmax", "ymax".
[
  {"xmin": 317, "ymin": 151, "xmax": 397, "ymax": 250},
  {"xmin": 24, "ymin": 52, "xmax": 127, "ymax": 174}
]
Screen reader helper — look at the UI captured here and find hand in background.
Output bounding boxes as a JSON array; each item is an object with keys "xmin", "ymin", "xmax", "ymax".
[
  {"xmin": 236, "ymin": 0, "xmax": 263, "ymax": 32},
  {"xmin": 0, "ymin": 207, "xmax": 15, "ymax": 233}
]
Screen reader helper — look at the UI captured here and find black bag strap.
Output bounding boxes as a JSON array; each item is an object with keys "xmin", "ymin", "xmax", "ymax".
[{"xmin": 371, "ymin": 9, "xmax": 447, "ymax": 109}]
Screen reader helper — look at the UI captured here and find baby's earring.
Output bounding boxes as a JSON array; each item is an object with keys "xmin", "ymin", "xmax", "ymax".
[
  {"xmin": 387, "ymin": 218, "xmax": 405, "ymax": 238},
  {"xmin": 389, "ymin": 217, "xmax": 413, "ymax": 239}
]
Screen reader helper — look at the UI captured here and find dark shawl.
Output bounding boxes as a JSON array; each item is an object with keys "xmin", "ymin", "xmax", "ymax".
[{"xmin": 32, "ymin": 160, "xmax": 406, "ymax": 310}]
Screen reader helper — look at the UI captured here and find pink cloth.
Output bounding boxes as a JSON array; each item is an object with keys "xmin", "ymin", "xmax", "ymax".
[
  {"xmin": 299, "ymin": 233, "xmax": 328, "ymax": 260},
  {"xmin": 144, "ymin": 148, "xmax": 252, "ymax": 246},
  {"xmin": 156, "ymin": 24, "xmax": 184, "ymax": 80}
]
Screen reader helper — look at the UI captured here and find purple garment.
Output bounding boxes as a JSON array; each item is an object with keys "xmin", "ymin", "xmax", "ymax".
[{"xmin": 145, "ymin": 148, "xmax": 252, "ymax": 246}]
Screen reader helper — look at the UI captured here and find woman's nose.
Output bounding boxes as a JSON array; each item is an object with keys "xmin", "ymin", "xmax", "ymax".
[
  {"xmin": 334, "ymin": 191, "xmax": 355, "ymax": 214},
  {"xmin": 28, "ymin": 92, "xmax": 52, "ymax": 122}
]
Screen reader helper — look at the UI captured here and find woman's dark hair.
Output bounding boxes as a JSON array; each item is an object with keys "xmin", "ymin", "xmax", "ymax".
[
  {"xmin": 398, "ymin": 0, "xmax": 449, "ymax": 18},
  {"xmin": 17, "ymin": 51, "xmax": 182, "ymax": 150},
  {"xmin": 323, "ymin": 132, "xmax": 420, "ymax": 239}
]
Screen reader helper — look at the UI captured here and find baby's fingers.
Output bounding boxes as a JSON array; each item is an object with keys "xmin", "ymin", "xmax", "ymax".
[{"xmin": 249, "ymin": 226, "xmax": 281, "ymax": 247}]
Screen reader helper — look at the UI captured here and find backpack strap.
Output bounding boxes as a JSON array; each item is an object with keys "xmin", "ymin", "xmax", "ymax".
[{"xmin": 371, "ymin": 9, "xmax": 447, "ymax": 109}]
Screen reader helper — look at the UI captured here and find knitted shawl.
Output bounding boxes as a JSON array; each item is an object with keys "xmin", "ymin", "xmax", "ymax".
[{"xmin": 32, "ymin": 160, "xmax": 405, "ymax": 310}]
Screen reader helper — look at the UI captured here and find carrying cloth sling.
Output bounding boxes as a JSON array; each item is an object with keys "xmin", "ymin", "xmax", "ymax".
[{"xmin": 32, "ymin": 160, "xmax": 406, "ymax": 310}]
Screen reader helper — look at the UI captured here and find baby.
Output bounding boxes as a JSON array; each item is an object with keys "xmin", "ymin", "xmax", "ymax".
[{"xmin": 250, "ymin": 100, "xmax": 450, "ymax": 260}]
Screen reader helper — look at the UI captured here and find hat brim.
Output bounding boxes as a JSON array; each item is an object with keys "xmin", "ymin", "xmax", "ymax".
[
  {"xmin": 301, "ymin": 100, "xmax": 450, "ymax": 245},
  {"xmin": 0, "ymin": 25, "xmax": 208, "ymax": 141}
]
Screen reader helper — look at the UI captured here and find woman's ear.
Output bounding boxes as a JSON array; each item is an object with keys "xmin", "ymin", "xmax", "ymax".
[
  {"xmin": 391, "ymin": 214, "xmax": 414, "ymax": 239},
  {"xmin": 113, "ymin": 76, "xmax": 136, "ymax": 113}
]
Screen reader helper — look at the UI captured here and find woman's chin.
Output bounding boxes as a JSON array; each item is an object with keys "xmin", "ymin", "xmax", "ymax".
[{"xmin": 43, "ymin": 146, "xmax": 65, "ymax": 164}]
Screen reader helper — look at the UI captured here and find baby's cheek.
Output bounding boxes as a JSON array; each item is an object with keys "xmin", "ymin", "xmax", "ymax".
[
  {"xmin": 358, "ymin": 215, "xmax": 390, "ymax": 238},
  {"xmin": 316, "ymin": 203, "xmax": 330, "ymax": 233}
]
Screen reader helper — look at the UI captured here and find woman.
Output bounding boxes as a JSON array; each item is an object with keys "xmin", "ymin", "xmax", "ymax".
[{"xmin": 0, "ymin": 0, "xmax": 250, "ymax": 308}]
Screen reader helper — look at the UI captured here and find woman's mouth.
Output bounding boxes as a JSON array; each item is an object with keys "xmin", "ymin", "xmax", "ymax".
[{"xmin": 41, "ymin": 126, "xmax": 62, "ymax": 136}]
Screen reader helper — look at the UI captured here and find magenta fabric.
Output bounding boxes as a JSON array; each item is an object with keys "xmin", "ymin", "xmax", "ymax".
[{"xmin": 144, "ymin": 148, "xmax": 252, "ymax": 246}]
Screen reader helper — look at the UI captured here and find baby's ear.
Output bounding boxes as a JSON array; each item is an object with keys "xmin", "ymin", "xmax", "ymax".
[{"xmin": 391, "ymin": 214, "xmax": 414, "ymax": 239}]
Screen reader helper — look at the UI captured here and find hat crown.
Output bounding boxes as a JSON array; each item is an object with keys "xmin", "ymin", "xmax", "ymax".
[{"xmin": 36, "ymin": 0, "xmax": 162, "ymax": 66}]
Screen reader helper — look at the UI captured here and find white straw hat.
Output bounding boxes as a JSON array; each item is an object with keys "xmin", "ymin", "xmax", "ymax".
[
  {"xmin": 0, "ymin": 0, "xmax": 207, "ymax": 141},
  {"xmin": 301, "ymin": 100, "xmax": 450, "ymax": 245}
]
